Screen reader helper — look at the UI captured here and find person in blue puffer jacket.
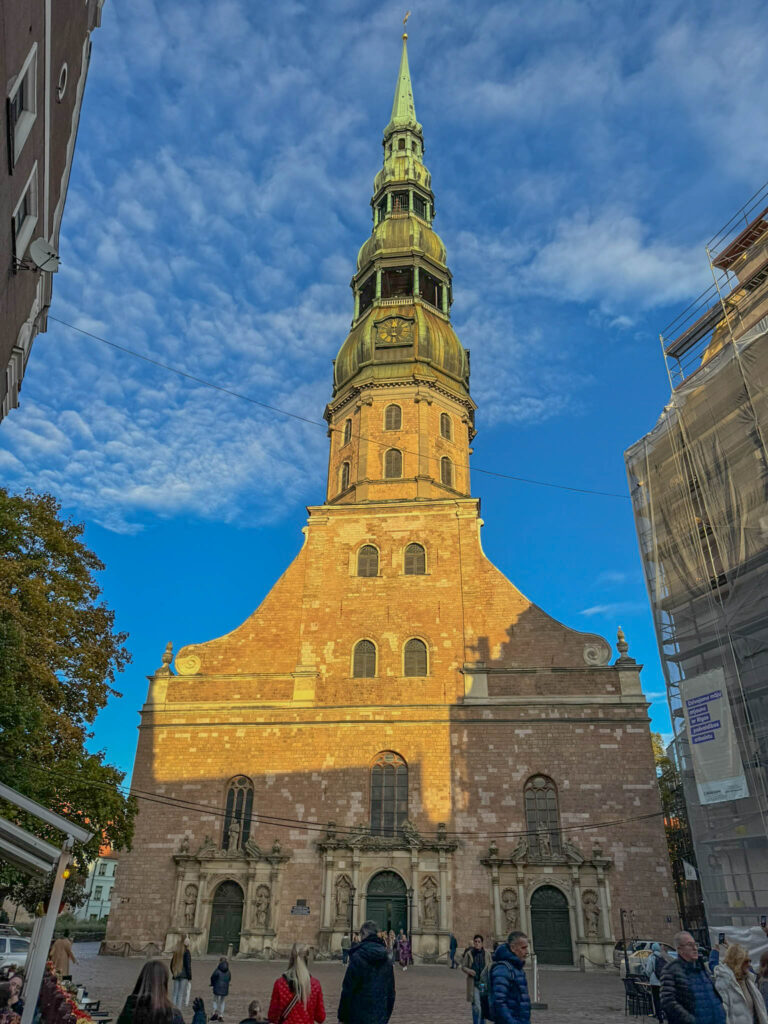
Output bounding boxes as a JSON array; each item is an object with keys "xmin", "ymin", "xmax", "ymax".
[{"xmin": 490, "ymin": 931, "xmax": 531, "ymax": 1024}]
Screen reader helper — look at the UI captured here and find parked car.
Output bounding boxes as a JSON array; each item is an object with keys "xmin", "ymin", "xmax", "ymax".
[
  {"xmin": 0, "ymin": 935, "xmax": 29, "ymax": 970},
  {"xmin": 614, "ymin": 939, "xmax": 675, "ymax": 970}
]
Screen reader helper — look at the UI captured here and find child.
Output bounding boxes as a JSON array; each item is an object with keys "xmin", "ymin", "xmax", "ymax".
[
  {"xmin": 237, "ymin": 1000, "xmax": 267, "ymax": 1024},
  {"xmin": 209, "ymin": 957, "xmax": 231, "ymax": 1022}
]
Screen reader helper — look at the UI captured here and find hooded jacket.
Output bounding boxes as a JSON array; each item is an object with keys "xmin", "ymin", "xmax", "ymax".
[
  {"xmin": 490, "ymin": 944, "xmax": 530, "ymax": 1024},
  {"xmin": 337, "ymin": 934, "xmax": 395, "ymax": 1024},
  {"xmin": 210, "ymin": 962, "xmax": 231, "ymax": 996},
  {"xmin": 713, "ymin": 964, "xmax": 768, "ymax": 1024}
]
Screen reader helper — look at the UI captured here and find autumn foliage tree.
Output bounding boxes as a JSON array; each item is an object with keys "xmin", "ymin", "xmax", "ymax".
[{"xmin": 0, "ymin": 487, "xmax": 136, "ymax": 905}]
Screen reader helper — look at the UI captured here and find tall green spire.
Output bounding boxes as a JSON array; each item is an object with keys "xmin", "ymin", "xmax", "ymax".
[{"xmin": 384, "ymin": 33, "xmax": 422, "ymax": 139}]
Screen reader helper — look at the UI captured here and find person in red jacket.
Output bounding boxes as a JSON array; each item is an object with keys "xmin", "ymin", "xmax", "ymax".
[{"xmin": 268, "ymin": 943, "xmax": 325, "ymax": 1024}]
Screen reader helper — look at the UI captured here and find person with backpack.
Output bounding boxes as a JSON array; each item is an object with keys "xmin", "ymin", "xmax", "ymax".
[
  {"xmin": 485, "ymin": 931, "xmax": 531, "ymax": 1024},
  {"xmin": 461, "ymin": 934, "xmax": 492, "ymax": 1024},
  {"xmin": 645, "ymin": 942, "xmax": 670, "ymax": 1022}
]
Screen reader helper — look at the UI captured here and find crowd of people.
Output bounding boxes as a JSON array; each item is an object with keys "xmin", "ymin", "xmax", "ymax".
[{"xmin": 641, "ymin": 930, "xmax": 768, "ymax": 1024}]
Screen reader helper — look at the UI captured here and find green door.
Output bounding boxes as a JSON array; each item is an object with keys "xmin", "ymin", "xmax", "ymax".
[
  {"xmin": 207, "ymin": 881, "xmax": 244, "ymax": 955},
  {"xmin": 366, "ymin": 871, "xmax": 408, "ymax": 934},
  {"xmin": 530, "ymin": 886, "xmax": 573, "ymax": 965}
]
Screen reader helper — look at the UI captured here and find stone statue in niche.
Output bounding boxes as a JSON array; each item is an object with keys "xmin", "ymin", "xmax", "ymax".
[
  {"xmin": 255, "ymin": 884, "xmax": 271, "ymax": 928},
  {"xmin": 501, "ymin": 888, "xmax": 518, "ymax": 930},
  {"xmin": 183, "ymin": 884, "xmax": 197, "ymax": 927},
  {"xmin": 227, "ymin": 818, "xmax": 241, "ymax": 851},
  {"xmin": 421, "ymin": 877, "xmax": 439, "ymax": 926},
  {"xmin": 334, "ymin": 875, "xmax": 352, "ymax": 923},
  {"xmin": 178, "ymin": 835, "xmax": 190, "ymax": 854},
  {"xmin": 582, "ymin": 889, "xmax": 600, "ymax": 938},
  {"xmin": 536, "ymin": 824, "xmax": 552, "ymax": 859}
]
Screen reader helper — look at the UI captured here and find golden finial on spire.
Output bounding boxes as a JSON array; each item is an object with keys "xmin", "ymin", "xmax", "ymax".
[{"xmin": 403, "ymin": 10, "xmax": 410, "ymax": 39}]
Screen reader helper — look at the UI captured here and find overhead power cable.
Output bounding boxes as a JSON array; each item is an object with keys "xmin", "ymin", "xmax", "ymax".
[
  {"xmin": 48, "ymin": 315, "xmax": 629, "ymax": 501},
  {"xmin": 2, "ymin": 752, "xmax": 664, "ymax": 841}
]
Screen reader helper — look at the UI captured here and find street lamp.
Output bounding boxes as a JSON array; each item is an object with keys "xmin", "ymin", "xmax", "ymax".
[
  {"xmin": 349, "ymin": 885, "xmax": 356, "ymax": 940},
  {"xmin": 620, "ymin": 908, "xmax": 631, "ymax": 977},
  {"xmin": 407, "ymin": 887, "xmax": 414, "ymax": 946}
]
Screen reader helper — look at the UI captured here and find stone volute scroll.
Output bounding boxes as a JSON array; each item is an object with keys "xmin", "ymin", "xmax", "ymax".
[{"xmin": 582, "ymin": 888, "xmax": 600, "ymax": 938}]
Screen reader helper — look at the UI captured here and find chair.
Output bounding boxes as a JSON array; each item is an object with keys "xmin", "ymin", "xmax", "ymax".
[
  {"xmin": 623, "ymin": 977, "xmax": 641, "ymax": 1016},
  {"xmin": 629, "ymin": 978, "xmax": 653, "ymax": 1016}
]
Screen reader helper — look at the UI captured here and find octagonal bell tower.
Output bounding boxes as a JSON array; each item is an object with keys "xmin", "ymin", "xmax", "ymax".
[{"xmin": 324, "ymin": 32, "xmax": 476, "ymax": 505}]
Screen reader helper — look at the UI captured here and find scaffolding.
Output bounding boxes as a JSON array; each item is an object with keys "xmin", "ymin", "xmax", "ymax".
[{"xmin": 625, "ymin": 180, "xmax": 768, "ymax": 929}]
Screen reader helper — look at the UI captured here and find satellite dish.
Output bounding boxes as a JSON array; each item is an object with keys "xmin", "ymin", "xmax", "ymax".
[{"xmin": 28, "ymin": 237, "xmax": 60, "ymax": 272}]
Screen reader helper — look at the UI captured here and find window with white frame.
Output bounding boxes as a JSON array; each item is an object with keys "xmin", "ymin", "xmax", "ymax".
[
  {"xmin": 8, "ymin": 44, "xmax": 38, "ymax": 166},
  {"xmin": 12, "ymin": 164, "xmax": 38, "ymax": 259}
]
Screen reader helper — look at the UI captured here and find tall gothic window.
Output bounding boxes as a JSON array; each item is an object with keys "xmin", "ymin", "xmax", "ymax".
[
  {"xmin": 370, "ymin": 751, "xmax": 408, "ymax": 836},
  {"xmin": 353, "ymin": 639, "xmax": 376, "ymax": 678},
  {"xmin": 343, "ymin": 419, "xmax": 352, "ymax": 445},
  {"xmin": 340, "ymin": 462, "xmax": 350, "ymax": 492},
  {"xmin": 404, "ymin": 542, "xmax": 425, "ymax": 575},
  {"xmin": 440, "ymin": 413, "xmax": 452, "ymax": 440},
  {"xmin": 524, "ymin": 775, "xmax": 561, "ymax": 856},
  {"xmin": 385, "ymin": 449, "xmax": 402, "ymax": 478},
  {"xmin": 384, "ymin": 404, "xmax": 402, "ymax": 430},
  {"xmin": 357, "ymin": 545, "xmax": 379, "ymax": 577},
  {"xmin": 223, "ymin": 776, "xmax": 254, "ymax": 850},
  {"xmin": 440, "ymin": 456, "xmax": 453, "ymax": 487},
  {"xmin": 403, "ymin": 638, "xmax": 427, "ymax": 676}
]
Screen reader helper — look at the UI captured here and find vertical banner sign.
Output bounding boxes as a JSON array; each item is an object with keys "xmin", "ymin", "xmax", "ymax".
[{"xmin": 681, "ymin": 668, "xmax": 749, "ymax": 805}]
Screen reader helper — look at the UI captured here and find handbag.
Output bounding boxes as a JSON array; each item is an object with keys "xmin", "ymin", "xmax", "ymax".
[{"xmin": 278, "ymin": 991, "xmax": 299, "ymax": 1024}]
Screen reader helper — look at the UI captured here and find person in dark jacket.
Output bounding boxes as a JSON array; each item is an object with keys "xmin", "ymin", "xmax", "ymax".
[
  {"xmin": 490, "ymin": 931, "xmax": 531, "ymax": 1024},
  {"xmin": 337, "ymin": 920, "xmax": 395, "ymax": 1024},
  {"xmin": 449, "ymin": 934, "xmax": 458, "ymax": 969},
  {"xmin": 661, "ymin": 932, "xmax": 725, "ymax": 1024},
  {"xmin": 210, "ymin": 958, "xmax": 231, "ymax": 1022},
  {"xmin": 171, "ymin": 938, "xmax": 192, "ymax": 1009}
]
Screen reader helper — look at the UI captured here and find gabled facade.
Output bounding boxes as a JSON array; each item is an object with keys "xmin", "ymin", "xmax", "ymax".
[{"xmin": 106, "ymin": 34, "xmax": 672, "ymax": 966}]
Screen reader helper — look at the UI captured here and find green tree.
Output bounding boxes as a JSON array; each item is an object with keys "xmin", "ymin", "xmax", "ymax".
[{"xmin": 0, "ymin": 488, "xmax": 136, "ymax": 903}]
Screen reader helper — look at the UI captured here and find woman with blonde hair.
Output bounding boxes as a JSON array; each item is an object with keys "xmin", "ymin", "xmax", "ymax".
[
  {"xmin": 714, "ymin": 943, "xmax": 768, "ymax": 1024},
  {"xmin": 267, "ymin": 943, "xmax": 325, "ymax": 1024},
  {"xmin": 170, "ymin": 937, "xmax": 192, "ymax": 1009}
]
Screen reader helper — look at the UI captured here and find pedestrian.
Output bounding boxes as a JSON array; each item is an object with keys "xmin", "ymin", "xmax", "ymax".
[
  {"xmin": 50, "ymin": 930, "xmax": 78, "ymax": 976},
  {"xmin": 267, "ymin": 943, "xmax": 325, "ymax": 1024},
  {"xmin": 210, "ymin": 957, "xmax": 231, "ymax": 1022},
  {"xmin": 387, "ymin": 930, "xmax": 396, "ymax": 963},
  {"xmin": 488, "ymin": 931, "xmax": 530, "ymax": 1024},
  {"xmin": 116, "ymin": 960, "xmax": 206, "ymax": 1024},
  {"xmin": 757, "ymin": 952, "xmax": 768, "ymax": 1012},
  {"xmin": 397, "ymin": 933, "xmax": 411, "ymax": 972},
  {"xmin": 461, "ymin": 934, "xmax": 492, "ymax": 1024},
  {"xmin": 644, "ymin": 942, "xmax": 671, "ymax": 1023},
  {"xmin": 171, "ymin": 937, "xmax": 192, "ymax": 1009},
  {"xmin": 0, "ymin": 982, "xmax": 20, "ymax": 1024},
  {"xmin": 338, "ymin": 920, "xmax": 395, "ymax": 1024},
  {"xmin": 449, "ymin": 934, "xmax": 458, "ymax": 969},
  {"xmin": 714, "ymin": 943, "xmax": 768, "ymax": 1024},
  {"xmin": 341, "ymin": 933, "xmax": 351, "ymax": 966},
  {"xmin": 661, "ymin": 931, "xmax": 725, "ymax": 1024},
  {"xmin": 6, "ymin": 977, "xmax": 22, "ymax": 1019},
  {"xmin": 237, "ymin": 1001, "xmax": 268, "ymax": 1024}
]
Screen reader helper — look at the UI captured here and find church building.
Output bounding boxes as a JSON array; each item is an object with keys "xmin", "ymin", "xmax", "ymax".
[{"xmin": 106, "ymin": 35, "xmax": 673, "ymax": 967}]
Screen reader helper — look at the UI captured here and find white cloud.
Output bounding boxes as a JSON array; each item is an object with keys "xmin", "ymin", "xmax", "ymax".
[{"xmin": 579, "ymin": 601, "xmax": 647, "ymax": 617}]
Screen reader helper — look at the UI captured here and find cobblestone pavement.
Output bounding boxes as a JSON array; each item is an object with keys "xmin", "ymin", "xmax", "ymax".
[{"xmin": 71, "ymin": 943, "xmax": 627, "ymax": 1024}]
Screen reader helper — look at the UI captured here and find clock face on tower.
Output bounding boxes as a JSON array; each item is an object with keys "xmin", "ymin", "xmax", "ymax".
[{"xmin": 375, "ymin": 316, "xmax": 414, "ymax": 346}]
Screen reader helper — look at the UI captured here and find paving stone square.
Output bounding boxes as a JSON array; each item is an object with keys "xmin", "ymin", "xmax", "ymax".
[{"xmin": 71, "ymin": 943, "xmax": 628, "ymax": 1024}]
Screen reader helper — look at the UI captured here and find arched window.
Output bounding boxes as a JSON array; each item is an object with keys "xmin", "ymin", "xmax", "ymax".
[
  {"xmin": 370, "ymin": 751, "xmax": 408, "ymax": 836},
  {"xmin": 524, "ymin": 775, "xmax": 561, "ymax": 856},
  {"xmin": 384, "ymin": 404, "xmax": 402, "ymax": 430},
  {"xmin": 343, "ymin": 419, "xmax": 352, "ymax": 445},
  {"xmin": 357, "ymin": 544, "xmax": 379, "ymax": 577},
  {"xmin": 440, "ymin": 456, "xmax": 453, "ymax": 487},
  {"xmin": 440, "ymin": 413, "xmax": 452, "ymax": 440},
  {"xmin": 403, "ymin": 638, "xmax": 428, "ymax": 676},
  {"xmin": 385, "ymin": 449, "xmax": 402, "ymax": 478},
  {"xmin": 223, "ymin": 776, "xmax": 254, "ymax": 850},
  {"xmin": 340, "ymin": 462, "xmax": 350, "ymax": 491},
  {"xmin": 404, "ymin": 543, "xmax": 426, "ymax": 575},
  {"xmin": 353, "ymin": 639, "xmax": 376, "ymax": 678}
]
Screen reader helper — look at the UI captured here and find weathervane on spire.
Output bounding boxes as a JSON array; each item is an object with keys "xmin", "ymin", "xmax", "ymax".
[{"xmin": 403, "ymin": 10, "xmax": 411, "ymax": 38}]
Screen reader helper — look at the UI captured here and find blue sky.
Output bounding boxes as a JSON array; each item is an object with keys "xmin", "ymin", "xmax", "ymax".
[{"xmin": 3, "ymin": 0, "xmax": 768, "ymax": 779}]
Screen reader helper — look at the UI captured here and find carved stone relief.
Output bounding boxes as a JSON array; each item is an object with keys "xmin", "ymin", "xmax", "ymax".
[
  {"xmin": 501, "ymin": 887, "xmax": 518, "ymax": 931},
  {"xmin": 582, "ymin": 888, "xmax": 600, "ymax": 938},
  {"xmin": 183, "ymin": 884, "xmax": 197, "ymax": 927},
  {"xmin": 334, "ymin": 874, "xmax": 353, "ymax": 924},
  {"xmin": 421, "ymin": 875, "xmax": 439, "ymax": 927},
  {"xmin": 254, "ymin": 884, "xmax": 271, "ymax": 929}
]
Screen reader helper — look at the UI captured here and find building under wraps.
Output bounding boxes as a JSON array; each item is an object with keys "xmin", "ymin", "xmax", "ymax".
[{"xmin": 626, "ymin": 183, "xmax": 768, "ymax": 930}]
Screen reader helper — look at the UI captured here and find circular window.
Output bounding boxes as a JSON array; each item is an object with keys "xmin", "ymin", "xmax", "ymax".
[{"xmin": 56, "ymin": 63, "xmax": 68, "ymax": 101}]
